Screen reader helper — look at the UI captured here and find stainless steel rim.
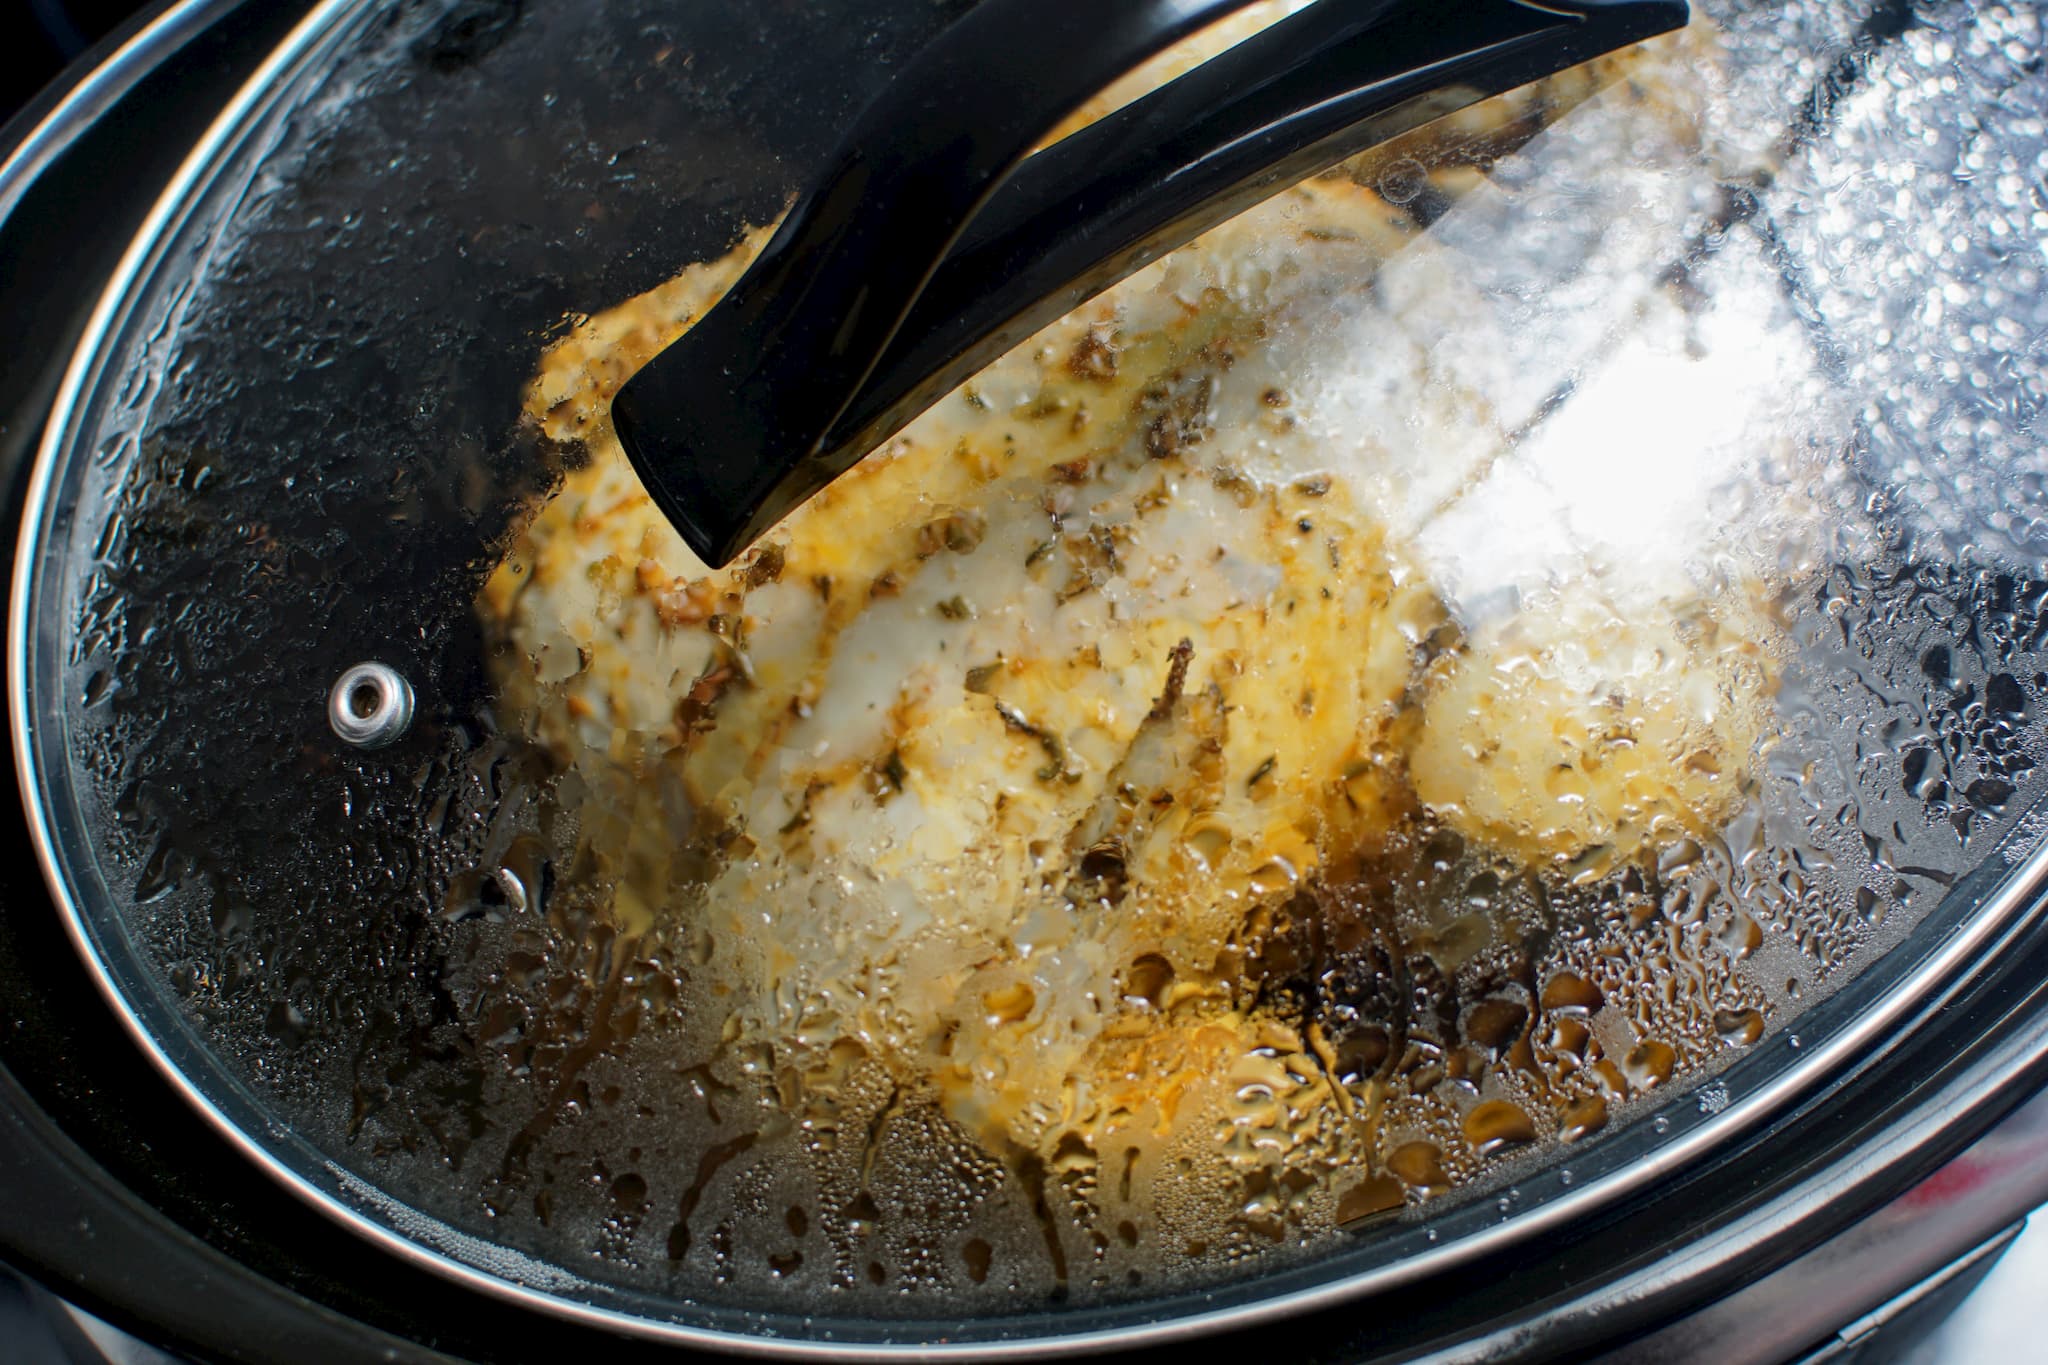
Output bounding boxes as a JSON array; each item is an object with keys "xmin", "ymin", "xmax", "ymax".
[
  {"xmin": 11, "ymin": 1, "xmax": 2048, "ymax": 1358},
  {"xmin": 0, "ymin": 0, "xmax": 248, "ymax": 226}
]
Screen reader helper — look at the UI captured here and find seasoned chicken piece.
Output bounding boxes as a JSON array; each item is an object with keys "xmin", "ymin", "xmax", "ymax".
[
  {"xmin": 1409, "ymin": 595, "xmax": 1773, "ymax": 873},
  {"xmin": 480, "ymin": 22, "xmax": 1805, "ymax": 1164}
]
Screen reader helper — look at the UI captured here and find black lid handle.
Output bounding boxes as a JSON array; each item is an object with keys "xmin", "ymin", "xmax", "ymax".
[{"xmin": 611, "ymin": 0, "xmax": 1689, "ymax": 567}]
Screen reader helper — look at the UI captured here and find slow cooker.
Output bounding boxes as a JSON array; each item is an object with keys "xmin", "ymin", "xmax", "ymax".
[{"xmin": 5, "ymin": 2, "xmax": 2048, "ymax": 1361}]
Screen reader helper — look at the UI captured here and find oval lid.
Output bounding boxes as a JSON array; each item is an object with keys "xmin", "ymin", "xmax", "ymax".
[{"xmin": 14, "ymin": 0, "xmax": 2048, "ymax": 1354}]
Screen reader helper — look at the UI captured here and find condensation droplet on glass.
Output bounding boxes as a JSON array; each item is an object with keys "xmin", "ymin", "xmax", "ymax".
[{"xmin": 1378, "ymin": 157, "xmax": 1427, "ymax": 206}]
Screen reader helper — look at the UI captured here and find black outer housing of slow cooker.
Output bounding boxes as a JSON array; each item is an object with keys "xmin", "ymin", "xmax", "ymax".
[{"xmin": 2, "ymin": 4, "xmax": 2047, "ymax": 1362}]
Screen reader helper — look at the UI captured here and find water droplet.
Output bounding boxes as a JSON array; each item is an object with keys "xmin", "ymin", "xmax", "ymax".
[
  {"xmin": 1378, "ymin": 158, "xmax": 1428, "ymax": 206},
  {"xmin": 1714, "ymin": 1007, "xmax": 1766, "ymax": 1047}
]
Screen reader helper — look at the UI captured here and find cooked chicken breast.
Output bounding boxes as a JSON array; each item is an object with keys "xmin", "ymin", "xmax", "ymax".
[{"xmin": 480, "ymin": 20, "xmax": 1813, "ymax": 1177}]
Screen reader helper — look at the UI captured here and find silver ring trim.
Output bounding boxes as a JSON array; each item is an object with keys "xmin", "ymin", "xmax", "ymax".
[
  {"xmin": 10, "ymin": 1, "xmax": 2048, "ymax": 1359},
  {"xmin": 327, "ymin": 661, "xmax": 413, "ymax": 748}
]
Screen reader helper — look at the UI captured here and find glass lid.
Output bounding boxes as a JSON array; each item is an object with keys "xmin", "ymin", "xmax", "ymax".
[{"xmin": 14, "ymin": 0, "xmax": 2048, "ymax": 1352}]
